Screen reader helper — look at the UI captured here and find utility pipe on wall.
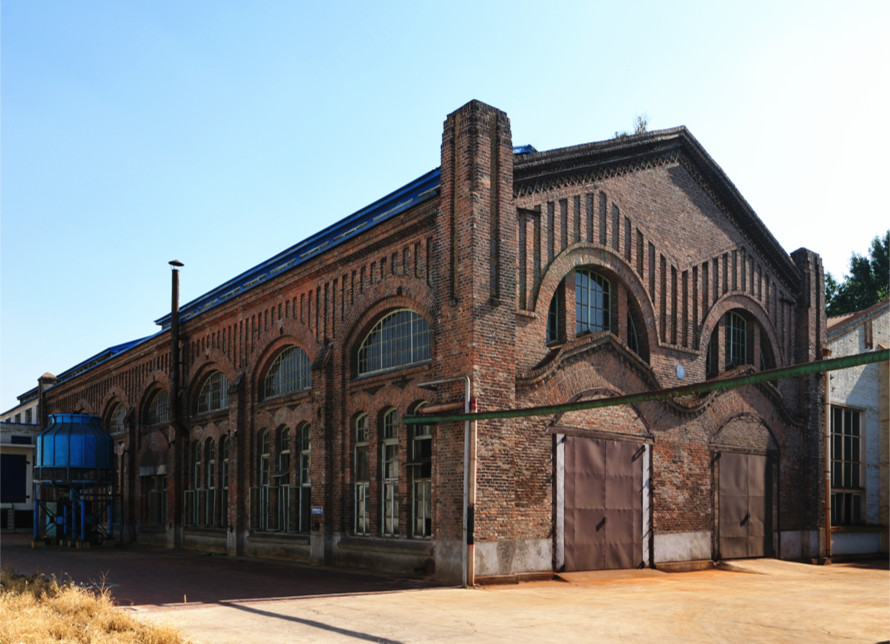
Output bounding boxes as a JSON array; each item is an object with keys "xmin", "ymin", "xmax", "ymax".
[{"xmin": 823, "ymin": 349, "xmax": 832, "ymax": 562}]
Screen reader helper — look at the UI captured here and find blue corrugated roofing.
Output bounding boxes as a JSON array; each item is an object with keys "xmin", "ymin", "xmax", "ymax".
[{"xmin": 155, "ymin": 168, "xmax": 442, "ymax": 328}]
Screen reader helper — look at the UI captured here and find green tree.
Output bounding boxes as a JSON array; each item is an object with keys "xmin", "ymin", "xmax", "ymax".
[{"xmin": 825, "ymin": 230, "xmax": 890, "ymax": 316}]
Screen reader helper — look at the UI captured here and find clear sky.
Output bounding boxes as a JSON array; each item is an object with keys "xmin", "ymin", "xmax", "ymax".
[{"xmin": 2, "ymin": 1, "xmax": 888, "ymax": 412}]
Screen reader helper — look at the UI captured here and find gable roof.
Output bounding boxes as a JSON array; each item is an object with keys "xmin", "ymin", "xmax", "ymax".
[
  {"xmin": 512, "ymin": 127, "xmax": 801, "ymax": 289},
  {"xmin": 828, "ymin": 298, "xmax": 890, "ymax": 339}
]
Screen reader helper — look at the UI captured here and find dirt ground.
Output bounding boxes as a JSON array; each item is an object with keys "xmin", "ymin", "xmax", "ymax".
[{"xmin": 2, "ymin": 532, "xmax": 888, "ymax": 643}]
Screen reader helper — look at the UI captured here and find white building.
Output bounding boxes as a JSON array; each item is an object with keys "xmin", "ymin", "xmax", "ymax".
[
  {"xmin": 826, "ymin": 299, "xmax": 889, "ymax": 557},
  {"xmin": 0, "ymin": 383, "xmax": 42, "ymax": 532}
]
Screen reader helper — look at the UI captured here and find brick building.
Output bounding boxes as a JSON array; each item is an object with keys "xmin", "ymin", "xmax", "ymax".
[{"xmin": 34, "ymin": 100, "xmax": 828, "ymax": 582}]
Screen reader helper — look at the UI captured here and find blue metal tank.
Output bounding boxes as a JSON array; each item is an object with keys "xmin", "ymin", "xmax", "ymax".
[{"xmin": 35, "ymin": 414, "xmax": 113, "ymax": 480}]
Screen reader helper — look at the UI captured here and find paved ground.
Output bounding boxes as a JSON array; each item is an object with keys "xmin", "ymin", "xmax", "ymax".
[{"xmin": 2, "ymin": 532, "xmax": 888, "ymax": 643}]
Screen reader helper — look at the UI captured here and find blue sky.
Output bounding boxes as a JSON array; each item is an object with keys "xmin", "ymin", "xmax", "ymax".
[{"xmin": 2, "ymin": 1, "xmax": 888, "ymax": 412}]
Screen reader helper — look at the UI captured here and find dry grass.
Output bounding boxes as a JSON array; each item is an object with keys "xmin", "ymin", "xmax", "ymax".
[{"xmin": 1, "ymin": 566, "xmax": 189, "ymax": 643}]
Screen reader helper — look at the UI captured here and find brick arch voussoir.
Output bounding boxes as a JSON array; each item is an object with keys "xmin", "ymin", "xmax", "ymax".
[
  {"xmin": 531, "ymin": 243, "xmax": 658, "ymax": 346},
  {"xmin": 337, "ymin": 276, "xmax": 435, "ymax": 357},
  {"xmin": 544, "ymin": 384, "xmax": 656, "ymax": 438},
  {"xmin": 700, "ymin": 293, "xmax": 782, "ymax": 364},
  {"xmin": 710, "ymin": 410, "xmax": 779, "ymax": 449}
]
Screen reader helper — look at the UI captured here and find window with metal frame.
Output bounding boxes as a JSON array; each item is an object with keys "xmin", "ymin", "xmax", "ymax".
[
  {"xmin": 410, "ymin": 408, "xmax": 432, "ymax": 538},
  {"xmin": 831, "ymin": 406, "xmax": 863, "ymax": 525},
  {"xmin": 106, "ymin": 402, "xmax": 126, "ymax": 434},
  {"xmin": 358, "ymin": 309, "xmax": 431, "ymax": 376},
  {"xmin": 206, "ymin": 438, "xmax": 219, "ymax": 528},
  {"xmin": 145, "ymin": 389, "xmax": 169, "ymax": 425},
  {"xmin": 575, "ymin": 269, "xmax": 610, "ymax": 335},
  {"xmin": 276, "ymin": 427, "xmax": 293, "ymax": 532},
  {"xmin": 354, "ymin": 414, "xmax": 370, "ymax": 535},
  {"xmin": 381, "ymin": 409, "xmax": 399, "ymax": 536},
  {"xmin": 264, "ymin": 346, "xmax": 311, "ymax": 400},
  {"xmin": 196, "ymin": 371, "xmax": 229, "ymax": 414},
  {"xmin": 546, "ymin": 284, "xmax": 563, "ymax": 345},
  {"xmin": 726, "ymin": 311, "xmax": 748, "ymax": 367},
  {"xmin": 220, "ymin": 435, "xmax": 229, "ymax": 527},
  {"xmin": 298, "ymin": 424, "xmax": 311, "ymax": 533}
]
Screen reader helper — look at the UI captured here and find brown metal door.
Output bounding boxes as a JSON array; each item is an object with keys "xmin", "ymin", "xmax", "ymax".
[
  {"xmin": 564, "ymin": 437, "xmax": 642, "ymax": 571},
  {"xmin": 718, "ymin": 452, "xmax": 772, "ymax": 559}
]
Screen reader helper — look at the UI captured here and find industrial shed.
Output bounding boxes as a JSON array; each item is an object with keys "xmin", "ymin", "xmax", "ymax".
[{"xmin": 34, "ymin": 100, "xmax": 828, "ymax": 582}]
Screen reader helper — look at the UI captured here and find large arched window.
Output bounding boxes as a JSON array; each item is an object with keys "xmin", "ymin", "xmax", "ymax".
[
  {"xmin": 196, "ymin": 371, "xmax": 229, "ymax": 414},
  {"xmin": 263, "ymin": 346, "xmax": 311, "ymax": 400},
  {"xmin": 575, "ymin": 269, "xmax": 611, "ymax": 335},
  {"xmin": 706, "ymin": 309, "xmax": 774, "ymax": 378},
  {"xmin": 358, "ymin": 309, "xmax": 431, "ymax": 376},
  {"xmin": 145, "ymin": 389, "xmax": 169, "ymax": 425}
]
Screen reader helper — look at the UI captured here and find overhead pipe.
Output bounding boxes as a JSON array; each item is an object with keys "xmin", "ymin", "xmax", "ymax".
[{"xmin": 405, "ymin": 350, "xmax": 889, "ymax": 425}]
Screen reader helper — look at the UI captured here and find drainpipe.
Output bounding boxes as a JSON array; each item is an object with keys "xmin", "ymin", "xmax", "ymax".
[
  {"xmin": 417, "ymin": 375, "xmax": 473, "ymax": 586},
  {"xmin": 169, "ymin": 260, "xmax": 184, "ymax": 547},
  {"xmin": 823, "ymin": 348, "xmax": 832, "ymax": 562}
]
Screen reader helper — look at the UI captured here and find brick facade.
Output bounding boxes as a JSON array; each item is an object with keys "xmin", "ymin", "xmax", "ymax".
[{"xmin": 36, "ymin": 100, "xmax": 827, "ymax": 581}]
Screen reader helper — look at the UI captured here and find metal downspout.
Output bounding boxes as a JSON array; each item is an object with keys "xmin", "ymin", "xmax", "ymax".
[{"xmin": 824, "ymin": 351, "xmax": 832, "ymax": 562}]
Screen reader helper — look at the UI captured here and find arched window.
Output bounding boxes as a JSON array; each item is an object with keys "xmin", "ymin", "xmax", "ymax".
[
  {"xmin": 358, "ymin": 309, "xmax": 431, "ymax": 376},
  {"xmin": 196, "ymin": 371, "xmax": 229, "ymax": 414},
  {"xmin": 252, "ymin": 428, "xmax": 277, "ymax": 531},
  {"xmin": 220, "ymin": 435, "xmax": 230, "ymax": 527},
  {"xmin": 185, "ymin": 439, "xmax": 202, "ymax": 527},
  {"xmin": 205, "ymin": 438, "xmax": 219, "ymax": 528},
  {"xmin": 576, "ymin": 269, "xmax": 611, "ymax": 335},
  {"xmin": 264, "ymin": 346, "xmax": 311, "ymax": 400},
  {"xmin": 381, "ymin": 408, "xmax": 399, "ymax": 537},
  {"xmin": 278, "ymin": 426, "xmax": 291, "ymax": 483},
  {"xmin": 706, "ymin": 309, "xmax": 772, "ymax": 378},
  {"xmin": 410, "ymin": 403, "xmax": 432, "ymax": 539},
  {"xmin": 106, "ymin": 402, "xmax": 126, "ymax": 434},
  {"xmin": 298, "ymin": 424, "xmax": 311, "ymax": 533},
  {"xmin": 145, "ymin": 389, "xmax": 169, "ymax": 425},
  {"xmin": 354, "ymin": 414, "xmax": 370, "ymax": 535}
]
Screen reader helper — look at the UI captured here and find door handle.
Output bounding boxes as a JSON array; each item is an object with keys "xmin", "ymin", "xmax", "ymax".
[
  {"xmin": 596, "ymin": 517, "xmax": 607, "ymax": 531},
  {"xmin": 740, "ymin": 511, "xmax": 750, "ymax": 526}
]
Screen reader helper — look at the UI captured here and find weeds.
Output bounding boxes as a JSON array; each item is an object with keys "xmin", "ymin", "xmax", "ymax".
[{"xmin": 1, "ymin": 565, "xmax": 189, "ymax": 643}]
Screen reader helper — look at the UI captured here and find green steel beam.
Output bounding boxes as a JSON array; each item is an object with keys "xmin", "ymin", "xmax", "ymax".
[{"xmin": 404, "ymin": 349, "xmax": 889, "ymax": 425}]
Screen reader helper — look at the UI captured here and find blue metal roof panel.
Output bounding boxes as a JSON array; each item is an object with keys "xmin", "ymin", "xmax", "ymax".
[
  {"xmin": 50, "ymin": 334, "xmax": 158, "ymax": 390},
  {"xmin": 155, "ymin": 168, "xmax": 442, "ymax": 328}
]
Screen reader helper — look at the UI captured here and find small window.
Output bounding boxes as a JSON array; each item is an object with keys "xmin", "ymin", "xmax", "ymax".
[
  {"xmin": 354, "ymin": 414, "xmax": 370, "ymax": 535},
  {"xmin": 410, "ymin": 407, "xmax": 432, "ymax": 538},
  {"xmin": 196, "ymin": 371, "xmax": 229, "ymax": 414},
  {"xmin": 546, "ymin": 284, "xmax": 563, "ymax": 345},
  {"xmin": 358, "ymin": 309, "xmax": 431, "ymax": 376},
  {"xmin": 381, "ymin": 409, "xmax": 399, "ymax": 536},
  {"xmin": 264, "ymin": 346, "xmax": 311, "ymax": 400},
  {"xmin": 146, "ymin": 389, "xmax": 169, "ymax": 425},
  {"xmin": 576, "ymin": 269, "xmax": 610, "ymax": 335}
]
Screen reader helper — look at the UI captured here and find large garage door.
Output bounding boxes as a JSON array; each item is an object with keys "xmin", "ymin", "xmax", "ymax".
[
  {"xmin": 564, "ymin": 437, "xmax": 643, "ymax": 571},
  {"xmin": 718, "ymin": 452, "xmax": 772, "ymax": 559}
]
